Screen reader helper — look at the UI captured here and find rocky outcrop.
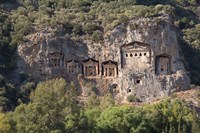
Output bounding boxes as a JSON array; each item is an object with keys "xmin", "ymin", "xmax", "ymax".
[{"xmin": 16, "ymin": 14, "xmax": 190, "ymax": 102}]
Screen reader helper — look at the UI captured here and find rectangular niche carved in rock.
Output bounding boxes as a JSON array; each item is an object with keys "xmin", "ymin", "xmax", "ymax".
[
  {"xmin": 37, "ymin": 59, "xmax": 47, "ymax": 75},
  {"xmin": 82, "ymin": 58, "xmax": 99, "ymax": 78},
  {"xmin": 155, "ymin": 53, "xmax": 171, "ymax": 75},
  {"xmin": 120, "ymin": 41, "xmax": 151, "ymax": 69},
  {"xmin": 102, "ymin": 60, "xmax": 118, "ymax": 78},
  {"xmin": 49, "ymin": 52, "xmax": 64, "ymax": 68},
  {"xmin": 66, "ymin": 60, "xmax": 79, "ymax": 74}
]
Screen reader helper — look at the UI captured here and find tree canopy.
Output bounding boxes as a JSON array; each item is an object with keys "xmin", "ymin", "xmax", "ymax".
[{"xmin": 0, "ymin": 78, "xmax": 199, "ymax": 133}]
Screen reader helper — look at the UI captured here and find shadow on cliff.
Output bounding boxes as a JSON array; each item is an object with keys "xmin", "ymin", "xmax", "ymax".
[
  {"xmin": 179, "ymin": 38, "xmax": 200, "ymax": 85},
  {"xmin": 11, "ymin": 54, "xmax": 35, "ymax": 86},
  {"xmin": 1, "ymin": 0, "xmax": 23, "ymax": 11},
  {"xmin": 14, "ymin": 37, "xmax": 102, "ymax": 96},
  {"xmin": 59, "ymin": 38, "xmax": 99, "ymax": 96}
]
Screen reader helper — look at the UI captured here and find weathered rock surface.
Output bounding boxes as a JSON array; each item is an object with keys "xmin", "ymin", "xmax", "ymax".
[{"xmin": 16, "ymin": 14, "xmax": 190, "ymax": 102}]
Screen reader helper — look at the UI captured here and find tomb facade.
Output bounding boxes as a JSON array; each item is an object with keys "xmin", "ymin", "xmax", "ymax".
[
  {"xmin": 37, "ymin": 59, "xmax": 46, "ymax": 75},
  {"xmin": 82, "ymin": 58, "xmax": 99, "ymax": 78},
  {"xmin": 102, "ymin": 60, "xmax": 118, "ymax": 78},
  {"xmin": 49, "ymin": 52, "xmax": 64, "ymax": 68},
  {"xmin": 121, "ymin": 42, "xmax": 151, "ymax": 70},
  {"xmin": 66, "ymin": 60, "xmax": 79, "ymax": 74},
  {"xmin": 155, "ymin": 54, "xmax": 171, "ymax": 75}
]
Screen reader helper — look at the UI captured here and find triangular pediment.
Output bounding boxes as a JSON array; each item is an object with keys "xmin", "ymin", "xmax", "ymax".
[
  {"xmin": 49, "ymin": 52, "xmax": 63, "ymax": 57},
  {"xmin": 121, "ymin": 41, "xmax": 150, "ymax": 47},
  {"xmin": 121, "ymin": 41, "xmax": 150, "ymax": 51},
  {"xmin": 102, "ymin": 60, "xmax": 118, "ymax": 66},
  {"xmin": 83, "ymin": 58, "xmax": 99, "ymax": 64}
]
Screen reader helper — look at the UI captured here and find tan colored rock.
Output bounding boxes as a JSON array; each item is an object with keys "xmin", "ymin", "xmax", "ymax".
[{"xmin": 16, "ymin": 15, "xmax": 190, "ymax": 102}]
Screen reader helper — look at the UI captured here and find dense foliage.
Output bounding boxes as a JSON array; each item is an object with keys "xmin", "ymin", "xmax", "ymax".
[
  {"xmin": 0, "ymin": 75, "xmax": 18, "ymax": 111},
  {"xmin": 0, "ymin": 78, "xmax": 199, "ymax": 133},
  {"xmin": 0, "ymin": 9, "xmax": 15, "ymax": 74}
]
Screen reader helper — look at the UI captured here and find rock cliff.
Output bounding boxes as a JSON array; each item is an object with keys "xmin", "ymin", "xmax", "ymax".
[{"xmin": 16, "ymin": 14, "xmax": 190, "ymax": 102}]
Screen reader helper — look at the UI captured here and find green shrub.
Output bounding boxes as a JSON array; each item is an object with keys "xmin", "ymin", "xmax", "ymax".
[
  {"xmin": 91, "ymin": 31, "xmax": 103, "ymax": 42},
  {"xmin": 62, "ymin": 22, "xmax": 73, "ymax": 34},
  {"xmin": 127, "ymin": 95, "xmax": 141, "ymax": 102},
  {"xmin": 118, "ymin": 14, "xmax": 129, "ymax": 23},
  {"xmin": 72, "ymin": 23, "xmax": 83, "ymax": 35},
  {"xmin": 83, "ymin": 23, "xmax": 101, "ymax": 34},
  {"xmin": 179, "ymin": 17, "xmax": 190, "ymax": 29},
  {"xmin": 105, "ymin": 15, "xmax": 117, "ymax": 23},
  {"xmin": 86, "ymin": 94, "xmax": 100, "ymax": 109}
]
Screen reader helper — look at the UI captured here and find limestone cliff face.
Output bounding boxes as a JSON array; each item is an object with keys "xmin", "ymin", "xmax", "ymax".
[{"xmin": 16, "ymin": 15, "xmax": 190, "ymax": 102}]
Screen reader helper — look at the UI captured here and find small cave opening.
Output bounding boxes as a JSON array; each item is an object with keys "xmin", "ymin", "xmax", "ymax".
[{"xmin": 136, "ymin": 79, "xmax": 141, "ymax": 84}]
